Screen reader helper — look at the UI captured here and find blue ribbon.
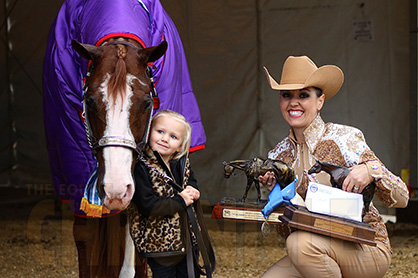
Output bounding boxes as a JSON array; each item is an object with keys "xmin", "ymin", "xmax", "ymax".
[{"xmin": 261, "ymin": 179, "xmax": 297, "ymax": 219}]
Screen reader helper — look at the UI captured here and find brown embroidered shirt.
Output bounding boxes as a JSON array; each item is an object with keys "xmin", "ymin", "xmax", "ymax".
[{"xmin": 268, "ymin": 114, "xmax": 409, "ymax": 252}]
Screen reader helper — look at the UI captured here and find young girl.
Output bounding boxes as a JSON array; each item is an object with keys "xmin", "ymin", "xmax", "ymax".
[{"xmin": 128, "ymin": 110, "xmax": 213, "ymax": 278}]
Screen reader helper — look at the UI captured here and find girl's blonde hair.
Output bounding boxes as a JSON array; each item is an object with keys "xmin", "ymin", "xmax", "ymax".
[{"xmin": 151, "ymin": 110, "xmax": 191, "ymax": 159}]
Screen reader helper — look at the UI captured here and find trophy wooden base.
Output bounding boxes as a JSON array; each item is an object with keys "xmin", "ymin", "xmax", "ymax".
[
  {"xmin": 211, "ymin": 197, "xmax": 285, "ymax": 224},
  {"xmin": 279, "ymin": 204, "xmax": 377, "ymax": 246}
]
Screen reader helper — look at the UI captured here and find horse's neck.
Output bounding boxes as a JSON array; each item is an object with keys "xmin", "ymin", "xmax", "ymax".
[
  {"xmin": 229, "ymin": 162, "xmax": 248, "ymax": 171},
  {"xmin": 276, "ymin": 163, "xmax": 290, "ymax": 173},
  {"xmin": 321, "ymin": 163, "xmax": 342, "ymax": 175}
]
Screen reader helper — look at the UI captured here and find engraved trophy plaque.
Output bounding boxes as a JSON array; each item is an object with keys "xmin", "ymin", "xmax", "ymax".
[
  {"xmin": 211, "ymin": 158, "xmax": 294, "ymax": 224},
  {"xmin": 279, "ymin": 204, "xmax": 376, "ymax": 246}
]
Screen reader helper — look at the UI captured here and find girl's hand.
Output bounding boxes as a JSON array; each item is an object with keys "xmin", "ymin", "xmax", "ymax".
[
  {"xmin": 179, "ymin": 185, "xmax": 200, "ymax": 206},
  {"xmin": 258, "ymin": 171, "xmax": 276, "ymax": 191},
  {"xmin": 184, "ymin": 185, "xmax": 200, "ymax": 200},
  {"xmin": 179, "ymin": 191, "xmax": 194, "ymax": 206},
  {"xmin": 342, "ymin": 164, "xmax": 373, "ymax": 193}
]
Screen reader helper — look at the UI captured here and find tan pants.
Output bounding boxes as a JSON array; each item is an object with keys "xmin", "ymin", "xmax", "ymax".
[{"xmin": 261, "ymin": 231, "xmax": 391, "ymax": 278}]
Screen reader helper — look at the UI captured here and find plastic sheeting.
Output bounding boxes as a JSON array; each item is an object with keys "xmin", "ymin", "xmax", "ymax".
[
  {"xmin": 163, "ymin": 0, "xmax": 411, "ymax": 205},
  {"xmin": 0, "ymin": 1, "xmax": 64, "ymax": 186},
  {"xmin": 0, "ymin": 0, "xmax": 412, "ymax": 206}
]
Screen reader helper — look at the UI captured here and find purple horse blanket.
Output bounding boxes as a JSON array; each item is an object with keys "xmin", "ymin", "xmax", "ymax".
[{"xmin": 42, "ymin": 0, "xmax": 206, "ymax": 217}]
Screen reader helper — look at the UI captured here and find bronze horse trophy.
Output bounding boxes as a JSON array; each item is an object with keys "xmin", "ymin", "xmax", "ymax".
[
  {"xmin": 307, "ymin": 160, "xmax": 376, "ymax": 219},
  {"xmin": 212, "ymin": 157, "xmax": 295, "ymax": 225},
  {"xmin": 223, "ymin": 157, "xmax": 295, "ymax": 203}
]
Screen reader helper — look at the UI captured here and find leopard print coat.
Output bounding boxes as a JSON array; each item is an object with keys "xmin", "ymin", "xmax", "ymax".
[{"xmin": 128, "ymin": 147, "xmax": 196, "ymax": 258}]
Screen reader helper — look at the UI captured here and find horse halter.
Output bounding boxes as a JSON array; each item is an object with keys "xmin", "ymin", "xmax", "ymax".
[
  {"xmin": 83, "ymin": 100, "xmax": 152, "ymax": 156},
  {"xmin": 82, "ymin": 40, "xmax": 159, "ymax": 156}
]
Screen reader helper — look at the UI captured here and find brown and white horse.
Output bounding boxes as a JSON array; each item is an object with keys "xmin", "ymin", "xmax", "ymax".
[{"xmin": 71, "ymin": 38, "xmax": 167, "ymax": 278}]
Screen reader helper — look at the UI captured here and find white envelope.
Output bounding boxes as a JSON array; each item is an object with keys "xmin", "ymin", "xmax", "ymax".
[{"xmin": 305, "ymin": 182, "xmax": 364, "ymax": 222}]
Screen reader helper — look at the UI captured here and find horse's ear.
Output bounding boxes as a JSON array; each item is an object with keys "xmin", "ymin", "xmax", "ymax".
[
  {"xmin": 139, "ymin": 41, "xmax": 168, "ymax": 63},
  {"xmin": 72, "ymin": 39, "xmax": 101, "ymax": 61}
]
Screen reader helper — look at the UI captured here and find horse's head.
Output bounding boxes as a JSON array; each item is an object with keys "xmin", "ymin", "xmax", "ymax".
[
  {"xmin": 251, "ymin": 157, "xmax": 265, "ymax": 171},
  {"xmin": 223, "ymin": 162, "xmax": 235, "ymax": 179},
  {"xmin": 307, "ymin": 160, "xmax": 322, "ymax": 175},
  {"xmin": 72, "ymin": 38, "xmax": 167, "ymax": 211}
]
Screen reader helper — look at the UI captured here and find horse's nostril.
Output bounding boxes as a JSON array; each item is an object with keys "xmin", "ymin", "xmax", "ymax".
[{"xmin": 123, "ymin": 183, "xmax": 134, "ymax": 199}]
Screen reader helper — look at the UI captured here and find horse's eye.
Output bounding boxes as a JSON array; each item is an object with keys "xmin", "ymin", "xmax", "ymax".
[
  {"xmin": 143, "ymin": 97, "xmax": 153, "ymax": 111},
  {"xmin": 85, "ymin": 95, "xmax": 96, "ymax": 107}
]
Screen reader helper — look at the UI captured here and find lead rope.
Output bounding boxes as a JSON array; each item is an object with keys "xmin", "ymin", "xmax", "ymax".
[
  {"xmin": 146, "ymin": 66, "xmax": 160, "ymax": 109},
  {"xmin": 82, "ymin": 98, "xmax": 96, "ymax": 151}
]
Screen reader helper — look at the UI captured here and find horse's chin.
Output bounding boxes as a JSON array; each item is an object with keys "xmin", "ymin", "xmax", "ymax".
[
  {"xmin": 103, "ymin": 185, "xmax": 134, "ymax": 211},
  {"xmin": 104, "ymin": 197, "xmax": 131, "ymax": 211}
]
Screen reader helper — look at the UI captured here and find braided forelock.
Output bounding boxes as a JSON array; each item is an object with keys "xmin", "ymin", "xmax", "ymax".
[{"xmin": 107, "ymin": 45, "xmax": 128, "ymax": 104}]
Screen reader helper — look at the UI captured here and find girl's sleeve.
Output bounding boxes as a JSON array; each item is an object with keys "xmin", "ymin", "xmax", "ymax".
[
  {"xmin": 133, "ymin": 163, "xmax": 187, "ymax": 218},
  {"xmin": 187, "ymin": 169, "xmax": 198, "ymax": 189}
]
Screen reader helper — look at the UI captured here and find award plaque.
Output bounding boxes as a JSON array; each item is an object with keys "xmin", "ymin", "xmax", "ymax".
[
  {"xmin": 279, "ymin": 204, "xmax": 377, "ymax": 246},
  {"xmin": 216, "ymin": 157, "xmax": 295, "ymax": 224},
  {"xmin": 211, "ymin": 197, "xmax": 285, "ymax": 224}
]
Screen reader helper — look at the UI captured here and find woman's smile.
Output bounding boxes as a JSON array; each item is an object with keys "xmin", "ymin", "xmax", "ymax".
[{"xmin": 288, "ymin": 109, "xmax": 304, "ymax": 117}]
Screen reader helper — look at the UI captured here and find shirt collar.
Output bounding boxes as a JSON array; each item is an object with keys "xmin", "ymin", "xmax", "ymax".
[{"xmin": 287, "ymin": 114, "xmax": 326, "ymax": 152}]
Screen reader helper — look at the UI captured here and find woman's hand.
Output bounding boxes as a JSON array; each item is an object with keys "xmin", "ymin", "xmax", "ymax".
[
  {"xmin": 258, "ymin": 171, "xmax": 276, "ymax": 191},
  {"xmin": 179, "ymin": 185, "xmax": 200, "ymax": 206},
  {"xmin": 342, "ymin": 164, "xmax": 373, "ymax": 193}
]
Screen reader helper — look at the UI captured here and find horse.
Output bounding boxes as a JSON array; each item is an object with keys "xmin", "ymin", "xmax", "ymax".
[
  {"xmin": 223, "ymin": 157, "xmax": 295, "ymax": 203},
  {"xmin": 42, "ymin": 1, "xmax": 205, "ymax": 277},
  {"xmin": 73, "ymin": 38, "xmax": 166, "ymax": 211},
  {"xmin": 72, "ymin": 38, "xmax": 166, "ymax": 277},
  {"xmin": 307, "ymin": 160, "xmax": 376, "ymax": 219}
]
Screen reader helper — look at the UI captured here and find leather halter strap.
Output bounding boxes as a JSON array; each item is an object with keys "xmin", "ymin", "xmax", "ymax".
[{"xmin": 82, "ymin": 40, "xmax": 158, "ymax": 156}]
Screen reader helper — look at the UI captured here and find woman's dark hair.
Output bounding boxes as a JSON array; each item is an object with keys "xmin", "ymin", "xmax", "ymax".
[
  {"xmin": 278, "ymin": 87, "xmax": 323, "ymax": 97},
  {"xmin": 313, "ymin": 87, "xmax": 323, "ymax": 97}
]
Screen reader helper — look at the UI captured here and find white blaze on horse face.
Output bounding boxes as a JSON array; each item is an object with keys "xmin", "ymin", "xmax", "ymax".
[{"xmin": 101, "ymin": 74, "xmax": 136, "ymax": 210}]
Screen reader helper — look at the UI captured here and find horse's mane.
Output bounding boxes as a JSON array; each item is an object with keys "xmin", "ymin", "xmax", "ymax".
[{"xmin": 107, "ymin": 45, "xmax": 128, "ymax": 104}]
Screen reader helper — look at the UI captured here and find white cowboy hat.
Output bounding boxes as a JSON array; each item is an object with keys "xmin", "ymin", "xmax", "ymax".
[{"xmin": 264, "ymin": 56, "xmax": 344, "ymax": 99}]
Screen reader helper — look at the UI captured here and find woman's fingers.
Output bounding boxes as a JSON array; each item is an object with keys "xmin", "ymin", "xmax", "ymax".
[
  {"xmin": 259, "ymin": 171, "xmax": 275, "ymax": 191},
  {"xmin": 342, "ymin": 164, "xmax": 371, "ymax": 193}
]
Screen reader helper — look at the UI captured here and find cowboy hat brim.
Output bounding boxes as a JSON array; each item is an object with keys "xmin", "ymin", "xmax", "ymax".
[{"xmin": 263, "ymin": 65, "xmax": 344, "ymax": 100}]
